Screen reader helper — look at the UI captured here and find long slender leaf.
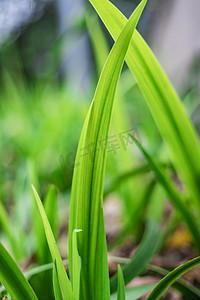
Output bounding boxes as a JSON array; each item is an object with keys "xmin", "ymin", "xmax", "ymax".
[
  {"xmin": 86, "ymin": 6, "xmax": 145, "ymax": 227},
  {"xmin": 31, "ymin": 185, "xmax": 59, "ymax": 299},
  {"xmin": 110, "ymin": 221, "xmax": 160, "ymax": 293},
  {"xmin": 117, "ymin": 265, "xmax": 125, "ymax": 300},
  {"xmin": 39, "ymin": 185, "xmax": 59, "ymax": 264},
  {"xmin": 146, "ymin": 257, "xmax": 200, "ymax": 300},
  {"xmin": 89, "ymin": 0, "xmax": 200, "ymax": 210},
  {"xmin": 72, "ymin": 230, "xmax": 82, "ymax": 300},
  {"xmin": 130, "ymin": 135, "xmax": 200, "ymax": 251},
  {"xmin": 53, "ymin": 260, "xmax": 63, "ymax": 300},
  {"xmin": 0, "ymin": 242, "xmax": 38, "ymax": 300},
  {"xmin": 11, "ymin": 260, "xmax": 67, "ymax": 284},
  {"xmin": 25, "ymin": 263, "xmax": 55, "ymax": 280},
  {"xmin": 148, "ymin": 264, "xmax": 200, "ymax": 300},
  {"xmin": 86, "ymin": 12, "xmax": 109, "ymax": 76},
  {"xmin": 68, "ymin": 1, "xmax": 147, "ymax": 300},
  {"xmin": 31, "ymin": 185, "xmax": 73, "ymax": 300},
  {"xmin": 44, "ymin": 185, "xmax": 58, "ymax": 239}
]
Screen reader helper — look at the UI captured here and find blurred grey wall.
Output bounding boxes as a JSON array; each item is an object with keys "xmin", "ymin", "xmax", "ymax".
[{"xmin": 149, "ymin": 0, "xmax": 200, "ymax": 89}]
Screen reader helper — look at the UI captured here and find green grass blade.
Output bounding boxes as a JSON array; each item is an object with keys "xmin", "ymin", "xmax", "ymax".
[
  {"xmin": 25, "ymin": 263, "xmax": 55, "ymax": 280},
  {"xmin": 53, "ymin": 260, "xmax": 63, "ymax": 300},
  {"xmin": 148, "ymin": 265, "xmax": 200, "ymax": 300},
  {"xmin": 117, "ymin": 265, "xmax": 125, "ymax": 300},
  {"xmin": 130, "ymin": 136, "xmax": 200, "ymax": 251},
  {"xmin": 23, "ymin": 260, "xmax": 67, "ymax": 281},
  {"xmin": 87, "ymin": 4, "xmax": 142, "ymax": 227},
  {"xmin": 146, "ymin": 257, "xmax": 200, "ymax": 300},
  {"xmin": 39, "ymin": 185, "xmax": 59, "ymax": 264},
  {"xmin": 72, "ymin": 230, "xmax": 82, "ymax": 300},
  {"xmin": 86, "ymin": 12, "xmax": 109, "ymax": 76},
  {"xmin": 44, "ymin": 185, "xmax": 58, "ymax": 240},
  {"xmin": 31, "ymin": 185, "xmax": 58, "ymax": 300},
  {"xmin": 68, "ymin": 1, "xmax": 147, "ymax": 299},
  {"xmin": 110, "ymin": 221, "xmax": 160, "ymax": 293},
  {"xmin": 31, "ymin": 185, "xmax": 73, "ymax": 300},
  {"xmin": 0, "ymin": 242, "xmax": 38, "ymax": 300},
  {"xmin": 89, "ymin": 0, "xmax": 200, "ymax": 208}
]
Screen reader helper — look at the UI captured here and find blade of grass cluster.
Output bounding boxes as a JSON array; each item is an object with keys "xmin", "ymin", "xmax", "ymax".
[
  {"xmin": 130, "ymin": 136, "xmax": 200, "ymax": 251},
  {"xmin": 89, "ymin": 0, "xmax": 200, "ymax": 210},
  {"xmin": 110, "ymin": 221, "xmax": 160, "ymax": 293},
  {"xmin": 148, "ymin": 264, "xmax": 200, "ymax": 300},
  {"xmin": 0, "ymin": 242, "xmax": 38, "ymax": 300},
  {"xmin": 146, "ymin": 257, "xmax": 200, "ymax": 300},
  {"xmin": 117, "ymin": 265, "xmax": 125, "ymax": 300},
  {"xmin": 68, "ymin": 2, "xmax": 147, "ymax": 299},
  {"xmin": 31, "ymin": 185, "xmax": 73, "ymax": 300},
  {"xmin": 86, "ymin": 8, "xmax": 144, "ymax": 227},
  {"xmin": 53, "ymin": 260, "xmax": 63, "ymax": 300}
]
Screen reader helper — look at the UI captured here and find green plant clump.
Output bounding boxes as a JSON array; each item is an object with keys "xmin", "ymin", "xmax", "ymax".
[{"xmin": 0, "ymin": 0, "xmax": 200, "ymax": 299}]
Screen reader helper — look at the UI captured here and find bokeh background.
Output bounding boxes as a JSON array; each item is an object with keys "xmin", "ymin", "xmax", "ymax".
[{"xmin": 1, "ymin": 0, "xmax": 200, "ymax": 90}]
